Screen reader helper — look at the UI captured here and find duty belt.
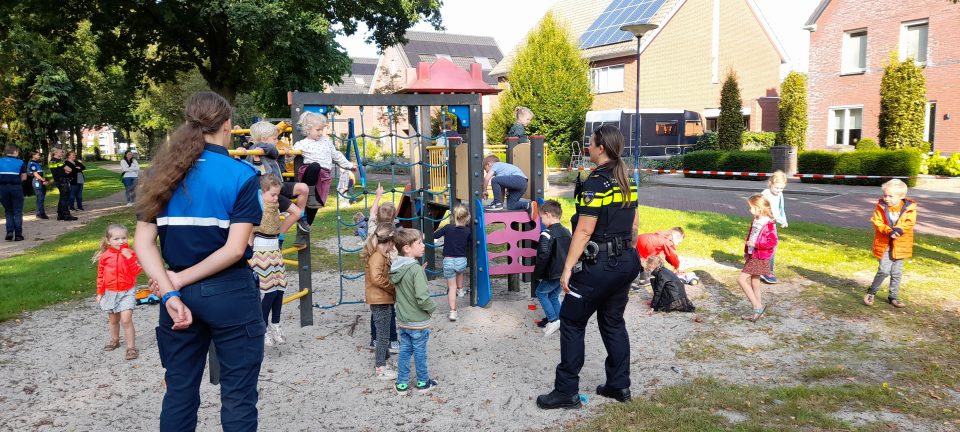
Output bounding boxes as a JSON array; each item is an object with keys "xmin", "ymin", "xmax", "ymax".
[{"xmin": 582, "ymin": 236, "xmax": 631, "ymax": 264}]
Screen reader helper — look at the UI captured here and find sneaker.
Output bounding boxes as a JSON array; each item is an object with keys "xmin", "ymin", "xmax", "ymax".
[
  {"xmin": 126, "ymin": 203, "xmax": 133, "ymax": 207},
  {"xmin": 395, "ymin": 383, "xmax": 409, "ymax": 396},
  {"xmin": 271, "ymin": 323, "xmax": 285, "ymax": 344},
  {"xmin": 863, "ymin": 293, "xmax": 875, "ymax": 306},
  {"xmin": 456, "ymin": 288, "xmax": 465, "ymax": 298},
  {"xmin": 449, "ymin": 310, "xmax": 458, "ymax": 321},
  {"xmin": 760, "ymin": 274, "xmax": 778, "ymax": 284},
  {"xmin": 376, "ymin": 366, "xmax": 398, "ymax": 380},
  {"xmin": 889, "ymin": 298, "xmax": 906, "ymax": 308},
  {"xmin": 264, "ymin": 331, "xmax": 275, "ymax": 347},
  {"xmin": 485, "ymin": 202, "xmax": 503, "ymax": 211},
  {"xmin": 416, "ymin": 379, "xmax": 439, "ymax": 394},
  {"xmin": 544, "ymin": 320, "xmax": 561, "ymax": 337},
  {"xmin": 297, "ymin": 218, "xmax": 311, "ymax": 233},
  {"xmin": 535, "ymin": 317, "xmax": 549, "ymax": 328},
  {"xmin": 389, "ymin": 341, "xmax": 399, "ymax": 354}
]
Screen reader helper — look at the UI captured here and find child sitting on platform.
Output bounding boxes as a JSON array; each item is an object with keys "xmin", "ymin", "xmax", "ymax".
[
  {"xmin": 531, "ymin": 200, "xmax": 571, "ymax": 337},
  {"xmin": 248, "ymin": 121, "xmax": 311, "ymax": 247},
  {"xmin": 435, "ymin": 204, "xmax": 471, "ymax": 322},
  {"xmin": 293, "ymin": 112, "xmax": 356, "ymax": 223},
  {"xmin": 482, "ymin": 155, "xmax": 530, "ymax": 213}
]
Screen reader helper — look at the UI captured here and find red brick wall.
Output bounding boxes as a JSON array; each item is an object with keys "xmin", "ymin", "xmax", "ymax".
[{"xmin": 808, "ymin": 0, "xmax": 960, "ymax": 154}]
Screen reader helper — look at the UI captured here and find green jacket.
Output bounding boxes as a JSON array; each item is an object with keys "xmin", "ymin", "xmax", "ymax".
[{"xmin": 389, "ymin": 256, "xmax": 435, "ymax": 328}]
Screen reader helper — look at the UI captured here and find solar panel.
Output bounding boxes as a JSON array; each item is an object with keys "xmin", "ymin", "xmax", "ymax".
[{"xmin": 579, "ymin": 0, "xmax": 665, "ymax": 50}]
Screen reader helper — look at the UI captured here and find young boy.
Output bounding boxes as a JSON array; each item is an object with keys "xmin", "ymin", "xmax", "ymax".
[
  {"xmin": 531, "ymin": 200, "xmax": 571, "ymax": 337},
  {"xmin": 864, "ymin": 179, "xmax": 917, "ymax": 308},
  {"xmin": 482, "ymin": 155, "xmax": 530, "ymax": 213},
  {"xmin": 389, "ymin": 228, "xmax": 438, "ymax": 395},
  {"xmin": 635, "ymin": 227, "xmax": 685, "ymax": 287},
  {"xmin": 760, "ymin": 170, "xmax": 788, "ymax": 284}
]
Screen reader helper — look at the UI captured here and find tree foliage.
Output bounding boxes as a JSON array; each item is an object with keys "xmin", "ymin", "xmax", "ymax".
[
  {"xmin": 488, "ymin": 12, "xmax": 592, "ymax": 166},
  {"xmin": 776, "ymin": 71, "xmax": 807, "ymax": 149},
  {"xmin": 717, "ymin": 69, "xmax": 744, "ymax": 151},
  {"xmin": 878, "ymin": 53, "xmax": 927, "ymax": 150}
]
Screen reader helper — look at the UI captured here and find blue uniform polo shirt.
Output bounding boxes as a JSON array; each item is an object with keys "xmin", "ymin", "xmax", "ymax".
[
  {"xmin": 154, "ymin": 144, "xmax": 262, "ymax": 271},
  {"xmin": 0, "ymin": 156, "xmax": 26, "ymax": 185},
  {"xmin": 27, "ymin": 161, "xmax": 43, "ymax": 186}
]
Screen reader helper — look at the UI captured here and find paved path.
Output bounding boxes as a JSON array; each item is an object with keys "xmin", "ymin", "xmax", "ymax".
[{"xmin": 548, "ymin": 174, "xmax": 960, "ymax": 238}]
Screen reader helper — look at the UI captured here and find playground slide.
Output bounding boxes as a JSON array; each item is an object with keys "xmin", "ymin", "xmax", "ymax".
[{"xmin": 474, "ymin": 199, "xmax": 493, "ymax": 307}]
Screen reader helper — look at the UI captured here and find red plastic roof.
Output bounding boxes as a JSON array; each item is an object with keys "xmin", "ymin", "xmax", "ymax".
[{"xmin": 397, "ymin": 57, "xmax": 500, "ymax": 95}]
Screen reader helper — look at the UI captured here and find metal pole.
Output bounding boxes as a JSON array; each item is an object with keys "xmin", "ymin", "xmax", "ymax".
[{"xmin": 633, "ymin": 36, "xmax": 642, "ymax": 187}]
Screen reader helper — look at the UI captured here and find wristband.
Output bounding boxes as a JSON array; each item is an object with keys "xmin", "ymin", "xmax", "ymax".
[{"xmin": 161, "ymin": 291, "xmax": 181, "ymax": 305}]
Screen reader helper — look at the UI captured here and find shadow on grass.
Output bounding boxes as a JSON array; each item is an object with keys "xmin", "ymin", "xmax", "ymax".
[
  {"xmin": 710, "ymin": 250, "xmax": 742, "ymax": 267},
  {"xmin": 913, "ymin": 243, "xmax": 960, "ymax": 267}
]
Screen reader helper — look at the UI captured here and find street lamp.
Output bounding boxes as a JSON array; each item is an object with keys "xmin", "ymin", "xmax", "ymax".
[{"xmin": 620, "ymin": 23, "xmax": 658, "ymax": 185}]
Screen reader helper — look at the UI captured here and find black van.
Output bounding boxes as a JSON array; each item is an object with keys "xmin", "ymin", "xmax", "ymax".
[{"xmin": 583, "ymin": 109, "xmax": 704, "ymax": 158}]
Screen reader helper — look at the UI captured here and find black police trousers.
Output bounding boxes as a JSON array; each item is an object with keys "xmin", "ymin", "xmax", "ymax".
[
  {"xmin": 554, "ymin": 250, "xmax": 641, "ymax": 395},
  {"xmin": 55, "ymin": 180, "xmax": 72, "ymax": 219}
]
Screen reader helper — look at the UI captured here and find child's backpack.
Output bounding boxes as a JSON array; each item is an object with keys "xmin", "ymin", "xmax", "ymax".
[{"xmin": 650, "ymin": 266, "xmax": 696, "ymax": 312}]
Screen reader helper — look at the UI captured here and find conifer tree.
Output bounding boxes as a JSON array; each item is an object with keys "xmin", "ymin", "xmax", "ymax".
[
  {"xmin": 879, "ymin": 53, "xmax": 927, "ymax": 149},
  {"xmin": 717, "ymin": 69, "xmax": 744, "ymax": 151},
  {"xmin": 776, "ymin": 72, "xmax": 807, "ymax": 149}
]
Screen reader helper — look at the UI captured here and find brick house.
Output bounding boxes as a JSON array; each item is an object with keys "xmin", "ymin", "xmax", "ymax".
[
  {"xmin": 490, "ymin": 0, "xmax": 787, "ymax": 133},
  {"xmin": 804, "ymin": 0, "xmax": 959, "ymax": 154}
]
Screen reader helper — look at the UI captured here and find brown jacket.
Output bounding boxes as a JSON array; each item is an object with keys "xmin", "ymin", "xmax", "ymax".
[
  {"xmin": 871, "ymin": 198, "xmax": 917, "ymax": 260},
  {"xmin": 365, "ymin": 249, "xmax": 395, "ymax": 304}
]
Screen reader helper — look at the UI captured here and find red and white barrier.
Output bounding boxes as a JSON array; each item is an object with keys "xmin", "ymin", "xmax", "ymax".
[{"xmin": 547, "ymin": 167, "xmax": 942, "ymax": 179}]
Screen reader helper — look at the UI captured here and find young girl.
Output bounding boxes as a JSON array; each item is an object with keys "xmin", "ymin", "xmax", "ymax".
[
  {"xmin": 250, "ymin": 175, "xmax": 288, "ymax": 347},
  {"xmin": 363, "ymin": 224, "xmax": 398, "ymax": 379},
  {"xmin": 760, "ymin": 170, "xmax": 788, "ymax": 284},
  {"xmin": 738, "ymin": 194, "xmax": 779, "ymax": 322},
  {"xmin": 507, "ymin": 106, "xmax": 534, "ymax": 143},
  {"xmin": 368, "ymin": 183, "xmax": 399, "ymax": 351},
  {"xmin": 93, "ymin": 224, "xmax": 142, "ymax": 360},
  {"xmin": 435, "ymin": 204, "xmax": 471, "ymax": 321},
  {"xmin": 293, "ymin": 112, "xmax": 356, "ymax": 223}
]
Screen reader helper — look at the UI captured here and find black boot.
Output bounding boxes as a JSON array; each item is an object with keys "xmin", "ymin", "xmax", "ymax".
[
  {"xmin": 596, "ymin": 384, "xmax": 631, "ymax": 402},
  {"xmin": 536, "ymin": 390, "xmax": 581, "ymax": 410},
  {"xmin": 293, "ymin": 227, "xmax": 309, "ymax": 248},
  {"xmin": 37, "ymin": 213, "xmax": 49, "ymax": 219}
]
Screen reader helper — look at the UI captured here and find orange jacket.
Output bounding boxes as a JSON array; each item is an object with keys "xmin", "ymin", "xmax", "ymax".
[
  {"xmin": 871, "ymin": 198, "xmax": 917, "ymax": 260},
  {"xmin": 96, "ymin": 245, "xmax": 142, "ymax": 295}
]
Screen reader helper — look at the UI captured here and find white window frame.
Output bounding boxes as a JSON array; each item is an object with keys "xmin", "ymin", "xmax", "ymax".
[
  {"xmin": 841, "ymin": 29, "xmax": 868, "ymax": 75},
  {"xmin": 899, "ymin": 19, "xmax": 928, "ymax": 65},
  {"xmin": 589, "ymin": 64, "xmax": 625, "ymax": 94},
  {"xmin": 827, "ymin": 105, "xmax": 864, "ymax": 146},
  {"xmin": 923, "ymin": 101, "xmax": 935, "ymax": 144}
]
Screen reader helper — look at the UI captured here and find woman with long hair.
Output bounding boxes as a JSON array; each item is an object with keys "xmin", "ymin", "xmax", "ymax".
[
  {"xmin": 133, "ymin": 91, "xmax": 265, "ymax": 431},
  {"xmin": 119, "ymin": 150, "xmax": 139, "ymax": 206}
]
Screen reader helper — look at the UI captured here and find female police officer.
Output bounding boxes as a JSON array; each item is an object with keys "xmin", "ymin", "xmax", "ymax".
[
  {"xmin": 537, "ymin": 124, "xmax": 641, "ymax": 409},
  {"xmin": 134, "ymin": 91, "xmax": 265, "ymax": 431}
]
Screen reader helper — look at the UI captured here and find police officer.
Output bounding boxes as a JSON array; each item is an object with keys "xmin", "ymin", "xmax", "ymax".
[
  {"xmin": 537, "ymin": 125, "xmax": 641, "ymax": 409},
  {"xmin": 27, "ymin": 151, "xmax": 50, "ymax": 219},
  {"xmin": 49, "ymin": 148, "xmax": 77, "ymax": 221},
  {"xmin": 134, "ymin": 91, "xmax": 265, "ymax": 432},
  {"xmin": 0, "ymin": 144, "xmax": 28, "ymax": 241}
]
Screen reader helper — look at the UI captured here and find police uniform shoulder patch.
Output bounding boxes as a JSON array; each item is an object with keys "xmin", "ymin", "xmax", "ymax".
[{"xmin": 582, "ymin": 191, "xmax": 595, "ymax": 204}]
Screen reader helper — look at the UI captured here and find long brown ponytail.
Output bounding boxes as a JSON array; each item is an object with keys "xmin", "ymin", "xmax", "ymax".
[
  {"xmin": 592, "ymin": 125, "xmax": 632, "ymax": 207},
  {"xmin": 136, "ymin": 91, "xmax": 234, "ymax": 221}
]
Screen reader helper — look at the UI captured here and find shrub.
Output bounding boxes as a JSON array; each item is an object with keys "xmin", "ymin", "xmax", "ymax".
[
  {"xmin": 642, "ymin": 156, "xmax": 684, "ymax": 171},
  {"xmin": 777, "ymin": 72, "xmax": 808, "ymax": 149},
  {"xmin": 798, "ymin": 149, "xmax": 920, "ymax": 186},
  {"xmin": 694, "ymin": 132, "xmax": 718, "ymax": 151},
  {"xmin": 879, "ymin": 53, "xmax": 927, "ymax": 149},
  {"xmin": 855, "ymin": 138, "xmax": 879, "ymax": 151},
  {"xmin": 682, "ymin": 150, "xmax": 770, "ymax": 180},
  {"xmin": 742, "ymin": 131, "xmax": 777, "ymax": 150},
  {"xmin": 717, "ymin": 69, "xmax": 744, "ymax": 150},
  {"xmin": 681, "ymin": 151, "xmax": 722, "ymax": 172},
  {"xmin": 926, "ymin": 151, "xmax": 960, "ymax": 177},
  {"xmin": 798, "ymin": 151, "xmax": 838, "ymax": 179}
]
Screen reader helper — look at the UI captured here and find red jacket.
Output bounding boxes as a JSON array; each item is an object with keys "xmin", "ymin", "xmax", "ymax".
[
  {"xmin": 636, "ymin": 230, "xmax": 681, "ymax": 269},
  {"xmin": 96, "ymin": 245, "xmax": 142, "ymax": 295},
  {"xmin": 744, "ymin": 219, "xmax": 778, "ymax": 260}
]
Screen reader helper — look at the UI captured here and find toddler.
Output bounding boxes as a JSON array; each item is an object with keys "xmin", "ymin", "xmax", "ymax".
[
  {"xmin": 531, "ymin": 200, "xmax": 571, "ymax": 336},
  {"xmin": 864, "ymin": 179, "xmax": 917, "ymax": 308},
  {"xmin": 483, "ymin": 154, "xmax": 530, "ymax": 213},
  {"xmin": 389, "ymin": 228, "xmax": 438, "ymax": 395},
  {"xmin": 94, "ymin": 223, "xmax": 142, "ymax": 360},
  {"xmin": 507, "ymin": 106, "xmax": 533, "ymax": 143},
  {"xmin": 368, "ymin": 183, "xmax": 400, "ymax": 351},
  {"xmin": 250, "ymin": 175, "xmax": 288, "ymax": 346},
  {"xmin": 435, "ymin": 204, "xmax": 472, "ymax": 321},
  {"xmin": 737, "ymin": 194, "xmax": 778, "ymax": 322},
  {"xmin": 363, "ymin": 224, "xmax": 398, "ymax": 379},
  {"xmin": 635, "ymin": 227, "xmax": 685, "ymax": 288},
  {"xmin": 293, "ymin": 112, "xmax": 356, "ymax": 223},
  {"xmin": 760, "ymin": 170, "xmax": 788, "ymax": 284}
]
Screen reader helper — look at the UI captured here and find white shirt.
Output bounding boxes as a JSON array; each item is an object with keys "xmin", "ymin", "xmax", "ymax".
[
  {"xmin": 293, "ymin": 136, "xmax": 354, "ymax": 170},
  {"xmin": 120, "ymin": 159, "xmax": 139, "ymax": 178},
  {"xmin": 761, "ymin": 189, "xmax": 787, "ymax": 227}
]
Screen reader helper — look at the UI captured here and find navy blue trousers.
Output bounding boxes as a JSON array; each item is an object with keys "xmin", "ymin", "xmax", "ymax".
[
  {"xmin": 156, "ymin": 267, "xmax": 265, "ymax": 432},
  {"xmin": 0, "ymin": 184, "xmax": 24, "ymax": 236}
]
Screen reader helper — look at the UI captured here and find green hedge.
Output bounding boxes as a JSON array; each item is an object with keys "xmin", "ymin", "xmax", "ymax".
[
  {"xmin": 682, "ymin": 150, "xmax": 771, "ymax": 180},
  {"xmin": 798, "ymin": 149, "xmax": 921, "ymax": 186}
]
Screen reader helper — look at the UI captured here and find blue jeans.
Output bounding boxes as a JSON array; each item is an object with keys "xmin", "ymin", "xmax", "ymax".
[
  {"xmin": 69, "ymin": 182, "xmax": 83, "ymax": 209},
  {"xmin": 491, "ymin": 175, "xmax": 528, "ymax": 210},
  {"xmin": 156, "ymin": 268, "xmax": 264, "ymax": 432},
  {"xmin": 32, "ymin": 180, "xmax": 46, "ymax": 216},
  {"xmin": 768, "ymin": 246, "xmax": 776, "ymax": 275},
  {"xmin": 0, "ymin": 184, "xmax": 24, "ymax": 236},
  {"xmin": 536, "ymin": 279, "xmax": 562, "ymax": 322},
  {"xmin": 396, "ymin": 327, "xmax": 430, "ymax": 385},
  {"xmin": 122, "ymin": 177, "xmax": 137, "ymax": 204}
]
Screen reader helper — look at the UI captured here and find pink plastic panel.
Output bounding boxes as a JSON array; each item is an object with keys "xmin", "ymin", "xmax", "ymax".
[{"xmin": 485, "ymin": 211, "xmax": 540, "ymax": 276}]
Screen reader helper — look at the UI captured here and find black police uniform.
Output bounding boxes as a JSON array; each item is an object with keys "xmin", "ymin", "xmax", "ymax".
[
  {"xmin": 49, "ymin": 157, "xmax": 75, "ymax": 220},
  {"xmin": 554, "ymin": 166, "xmax": 640, "ymax": 398}
]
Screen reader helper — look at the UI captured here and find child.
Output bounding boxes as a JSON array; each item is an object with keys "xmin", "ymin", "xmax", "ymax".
[
  {"xmin": 93, "ymin": 223, "xmax": 142, "ymax": 360},
  {"xmin": 249, "ymin": 175, "xmax": 288, "ymax": 347},
  {"xmin": 389, "ymin": 228, "xmax": 438, "ymax": 395},
  {"xmin": 354, "ymin": 211, "xmax": 369, "ymax": 239},
  {"xmin": 368, "ymin": 183, "xmax": 399, "ymax": 351},
  {"xmin": 363, "ymin": 224, "xmax": 398, "ymax": 380},
  {"xmin": 249, "ymin": 121, "xmax": 312, "ymax": 247},
  {"xmin": 635, "ymin": 227, "xmax": 685, "ymax": 288},
  {"xmin": 531, "ymin": 200, "xmax": 571, "ymax": 336},
  {"xmin": 507, "ymin": 106, "xmax": 534, "ymax": 143},
  {"xmin": 483, "ymin": 155, "xmax": 530, "ymax": 212},
  {"xmin": 737, "ymin": 194, "xmax": 778, "ymax": 322},
  {"xmin": 435, "ymin": 204, "xmax": 472, "ymax": 321},
  {"xmin": 646, "ymin": 256, "xmax": 696, "ymax": 313},
  {"xmin": 760, "ymin": 170, "xmax": 788, "ymax": 284},
  {"xmin": 864, "ymin": 179, "xmax": 917, "ymax": 308},
  {"xmin": 293, "ymin": 112, "xmax": 356, "ymax": 223},
  {"xmin": 336, "ymin": 166, "xmax": 356, "ymax": 207}
]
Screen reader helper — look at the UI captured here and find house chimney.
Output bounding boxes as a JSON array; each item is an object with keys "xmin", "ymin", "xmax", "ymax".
[{"xmin": 470, "ymin": 63, "xmax": 482, "ymax": 81}]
